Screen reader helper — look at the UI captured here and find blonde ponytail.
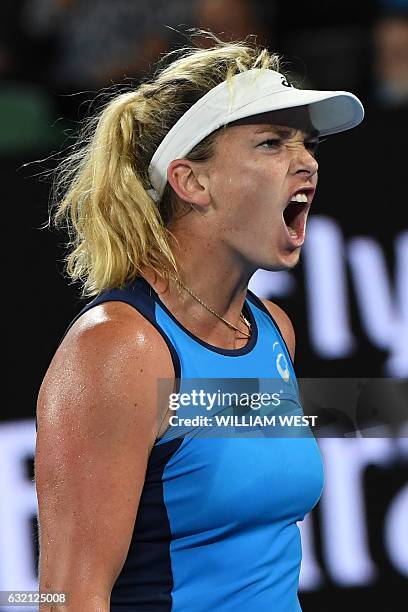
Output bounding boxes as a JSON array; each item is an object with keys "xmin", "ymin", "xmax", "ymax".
[{"xmin": 53, "ymin": 90, "xmax": 179, "ymax": 296}]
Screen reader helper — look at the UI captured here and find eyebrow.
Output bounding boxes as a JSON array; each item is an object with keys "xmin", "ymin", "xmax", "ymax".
[{"xmin": 254, "ymin": 126, "xmax": 319, "ymax": 139}]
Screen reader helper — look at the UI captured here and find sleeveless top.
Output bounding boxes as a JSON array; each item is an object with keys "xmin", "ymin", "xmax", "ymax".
[{"xmin": 64, "ymin": 276, "xmax": 324, "ymax": 611}]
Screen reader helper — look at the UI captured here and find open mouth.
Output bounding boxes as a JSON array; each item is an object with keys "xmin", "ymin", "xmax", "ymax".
[{"xmin": 283, "ymin": 200, "xmax": 306, "ymax": 240}]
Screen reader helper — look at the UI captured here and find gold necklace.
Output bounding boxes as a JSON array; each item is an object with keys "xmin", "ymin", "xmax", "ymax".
[{"xmin": 165, "ymin": 270, "xmax": 252, "ymax": 338}]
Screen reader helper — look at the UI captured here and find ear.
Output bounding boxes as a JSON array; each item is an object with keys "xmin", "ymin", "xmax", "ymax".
[{"xmin": 167, "ymin": 159, "xmax": 211, "ymax": 207}]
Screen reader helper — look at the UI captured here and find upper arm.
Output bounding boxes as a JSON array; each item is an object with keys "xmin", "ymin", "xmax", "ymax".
[
  {"xmin": 261, "ymin": 299, "xmax": 296, "ymax": 362},
  {"xmin": 35, "ymin": 302, "xmax": 174, "ymax": 605}
]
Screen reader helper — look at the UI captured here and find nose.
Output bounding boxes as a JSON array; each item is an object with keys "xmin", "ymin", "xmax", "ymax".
[{"xmin": 290, "ymin": 144, "xmax": 319, "ymax": 178}]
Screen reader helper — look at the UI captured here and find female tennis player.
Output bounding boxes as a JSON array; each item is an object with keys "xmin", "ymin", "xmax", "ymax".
[{"xmin": 35, "ymin": 35, "xmax": 364, "ymax": 611}]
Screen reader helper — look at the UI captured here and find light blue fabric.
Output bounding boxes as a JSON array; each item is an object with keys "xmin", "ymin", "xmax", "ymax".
[{"xmin": 154, "ymin": 293, "xmax": 324, "ymax": 611}]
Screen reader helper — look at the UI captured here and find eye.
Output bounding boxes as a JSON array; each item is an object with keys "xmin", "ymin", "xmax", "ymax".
[{"xmin": 258, "ymin": 139, "xmax": 282, "ymax": 149}]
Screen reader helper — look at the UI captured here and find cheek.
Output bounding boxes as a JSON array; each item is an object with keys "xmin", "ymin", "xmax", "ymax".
[
  {"xmin": 211, "ymin": 157, "xmax": 284, "ymax": 204},
  {"xmin": 213, "ymin": 165, "xmax": 285, "ymax": 237}
]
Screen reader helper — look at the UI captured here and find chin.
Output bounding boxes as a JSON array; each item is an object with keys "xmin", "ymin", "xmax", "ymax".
[{"xmin": 259, "ymin": 249, "xmax": 301, "ymax": 272}]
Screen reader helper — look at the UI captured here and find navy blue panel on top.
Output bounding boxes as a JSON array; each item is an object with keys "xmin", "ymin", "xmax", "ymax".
[{"xmin": 110, "ymin": 436, "xmax": 184, "ymax": 611}]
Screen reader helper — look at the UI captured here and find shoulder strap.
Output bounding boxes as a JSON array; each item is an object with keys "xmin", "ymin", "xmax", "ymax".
[{"xmin": 246, "ymin": 288, "xmax": 296, "ymax": 371}]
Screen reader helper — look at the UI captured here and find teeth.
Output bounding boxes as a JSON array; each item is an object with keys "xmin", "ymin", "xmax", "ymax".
[
  {"xmin": 288, "ymin": 227, "xmax": 298, "ymax": 237},
  {"xmin": 290, "ymin": 193, "xmax": 308, "ymax": 203}
]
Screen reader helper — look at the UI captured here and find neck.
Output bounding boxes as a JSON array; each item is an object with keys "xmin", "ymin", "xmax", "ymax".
[{"xmin": 141, "ymin": 229, "xmax": 255, "ymax": 347}]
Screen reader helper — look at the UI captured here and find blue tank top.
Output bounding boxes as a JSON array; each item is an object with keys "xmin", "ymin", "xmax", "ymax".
[{"xmin": 66, "ymin": 276, "xmax": 324, "ymax": 611}]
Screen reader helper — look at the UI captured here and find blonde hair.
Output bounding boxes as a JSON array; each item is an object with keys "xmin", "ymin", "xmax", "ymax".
[{"xmin": 52, "ymin": 33, "xmax": 281, "ymax": 296}]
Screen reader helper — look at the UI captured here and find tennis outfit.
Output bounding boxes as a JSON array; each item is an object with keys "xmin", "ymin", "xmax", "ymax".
[{"xmin": 67, "ymin": 276, "xmax": 324, "ymax": 611}]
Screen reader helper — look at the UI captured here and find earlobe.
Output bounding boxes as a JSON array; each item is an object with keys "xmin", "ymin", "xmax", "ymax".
[{"xmin": 167, "ymin": 159, "xmax": 211, "ymax": 207}]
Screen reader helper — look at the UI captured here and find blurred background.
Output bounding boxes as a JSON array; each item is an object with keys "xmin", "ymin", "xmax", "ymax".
[{"xmin": 1, "ymin": 0, "xmax": 407, "ymax": 610}]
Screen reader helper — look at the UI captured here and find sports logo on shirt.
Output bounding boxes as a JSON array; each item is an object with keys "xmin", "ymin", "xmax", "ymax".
[
  {"xmin": 273, "ymin": 341, "xmax": 290, "ymax": 382},
  {"xmin": 277, "ymin": 353, "xmax": 290, "ymax": 382}
]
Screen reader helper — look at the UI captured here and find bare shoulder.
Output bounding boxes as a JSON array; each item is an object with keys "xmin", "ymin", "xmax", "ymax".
[
  {"xmin": 62, "ymin": 299, "xmax": 173, "ymax": 359},
  {"xmin": 57, "ymin": 299, "xmax": 173, "ymax": 366},
  {"xmin": 260, "ymin": 298, "xmax": 296, "ymax": 362},
  {"xmin": 37, "ymin": 300, "xmax": 175, "ymax": 452}
]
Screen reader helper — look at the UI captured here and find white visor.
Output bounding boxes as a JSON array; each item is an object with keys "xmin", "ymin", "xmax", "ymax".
[{"xmin": 148, "ymin": 68, "xmax": 364, "ymax": 200}]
